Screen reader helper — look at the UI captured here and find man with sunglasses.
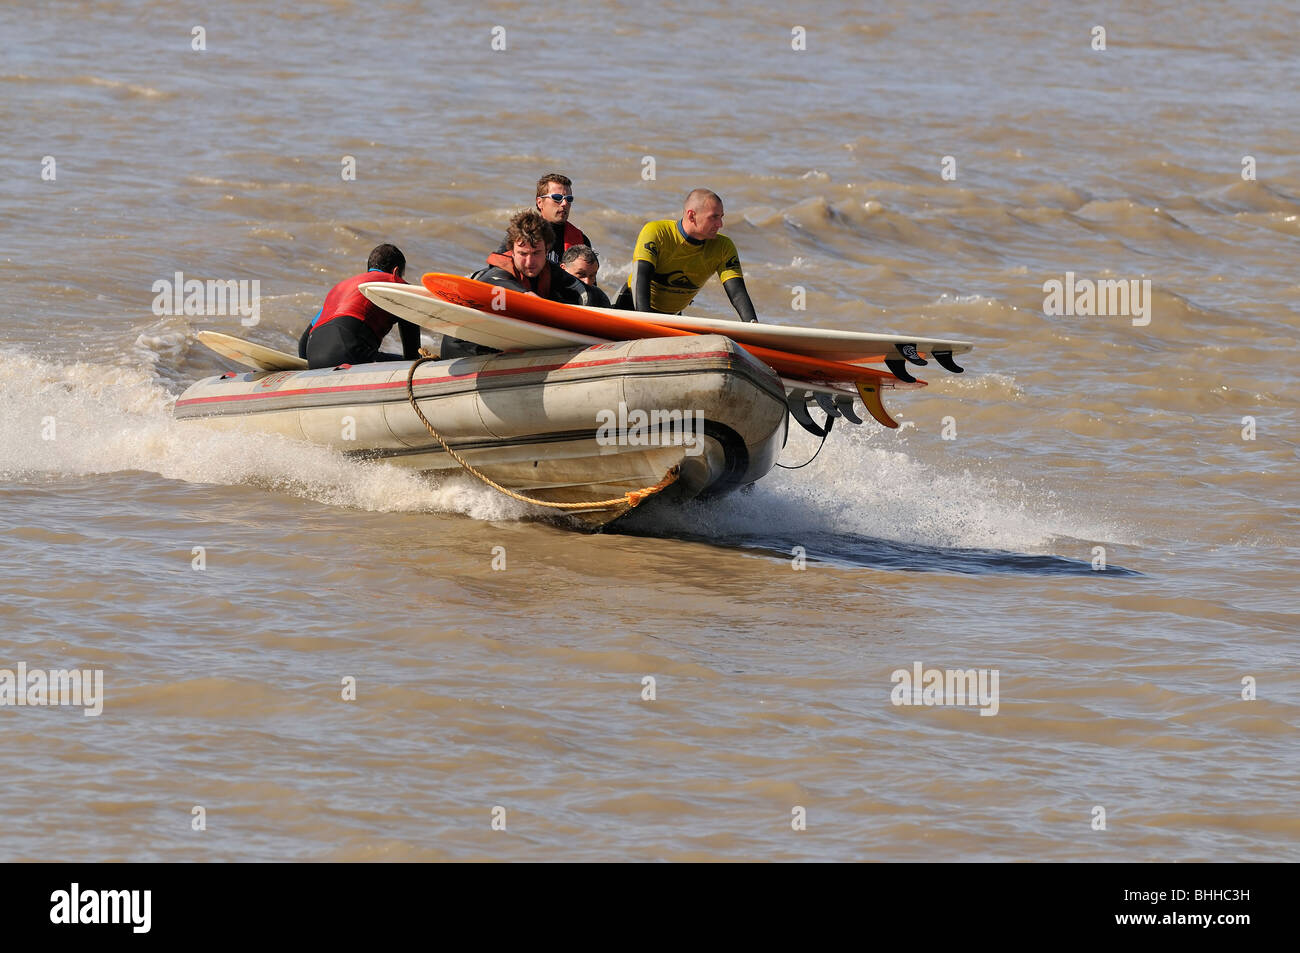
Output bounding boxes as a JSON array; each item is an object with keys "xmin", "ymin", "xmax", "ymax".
[
  {"xmin": 614, "ymin": 189, "xmax": 759, "ymax": 323},
  {"xmin": 533, "ymin": 173, "xmax": 594, "ymax": 263}
]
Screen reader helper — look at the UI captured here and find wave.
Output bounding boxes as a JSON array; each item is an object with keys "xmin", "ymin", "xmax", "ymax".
[{"xmin": 0, "ymin": 73, "xmax": 170, "ymax": 99}]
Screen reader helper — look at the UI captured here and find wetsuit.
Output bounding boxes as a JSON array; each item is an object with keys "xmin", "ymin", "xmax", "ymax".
[
  {"xmin": 581, "ymin": 282, "xmax": 612, "ymax": 308},
  {"xmin": 305, "ymin": 270, "xmax": 419, "ymax": 369},
  {"xmin": 441, "ymin": 255, "xmax": 594, "ymax": 359},
  {"xmin": 475, "ymin": 253, "xmax": 589, "ymax": 304},
  {"xmin": 613, "ymin": 219, "xmax": 757, "ymax": 321},
  {"xmin": 298, "ymin": 267, "xmax": 408, "ymax": 359}
]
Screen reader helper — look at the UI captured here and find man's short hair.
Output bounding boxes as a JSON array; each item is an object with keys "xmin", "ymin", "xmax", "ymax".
[
  {"xmin": 536, "ymin": 173, "xmax": 573, "ymax": 197},
  {"xmin": 505, "ymin": 209, "xmax": 553, "ymax": 250},
  {"xmin": 367, "ymin": 243, "xmax": 406, "ymax": 275},
  {"xmin": 684, "ymin": 188, "xmax": 722, "ymax": 211},
  {"xmin": 561, "ymin": 245, "xmax": 598, "ymax": 266}
]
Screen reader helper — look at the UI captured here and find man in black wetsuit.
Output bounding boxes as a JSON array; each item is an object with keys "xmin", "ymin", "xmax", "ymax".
[
  {"xmin": 560, "ymin": 245, "xmax": 611, "ymax": 307},
  {"xmin": 475, "ymin": 209, "xmax": 590, "ymax": 304},
  {"xmin": 442, "ymin": 211, "xmax": 592, "ymax": 359},
  {"xmin": 299, "ymin": 244, "xmax": 421, "ymax": 368}
]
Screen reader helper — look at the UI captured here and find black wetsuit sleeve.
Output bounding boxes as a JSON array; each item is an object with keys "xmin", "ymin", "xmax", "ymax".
[
  {"xmin": 398, "ymin": 318, "xmax": 421, "ymax": 359},
  {"xmin": 724, "ymin": 277, "xmax": 759, "ymax": 323},
  {"xmin": 632, "ymin": 259, "xmax": 653, "ymax": 312},
  {"xmin": 477, "ymin": 267, "xmax": 528, "ymax": 294},
  {"xmin": 550, "ymin": 264, "xmax": 590, "ymax": 306}
]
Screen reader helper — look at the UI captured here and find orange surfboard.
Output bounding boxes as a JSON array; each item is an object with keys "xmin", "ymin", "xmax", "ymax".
[{"xmin": 422, "ymin": 272, "xmax": 924, "ymax": 428}]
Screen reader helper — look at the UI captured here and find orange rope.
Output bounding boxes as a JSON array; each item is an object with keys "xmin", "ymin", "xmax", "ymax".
[{"xmin": 405, "ymin": 357, "xmax": 679, "ymax": 511}]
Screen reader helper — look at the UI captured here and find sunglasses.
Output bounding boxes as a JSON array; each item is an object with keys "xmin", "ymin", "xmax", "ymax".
[{"xmin": 545, "ymin": 193, "xmax": 576, "ymax": 204}]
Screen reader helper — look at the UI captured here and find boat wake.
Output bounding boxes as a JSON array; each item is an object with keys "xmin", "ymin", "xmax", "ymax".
[
  {"xmin": 615, "ymin": 428, "xmax": 1139, "ymax": 575},
  {"xmin": 615, "ymin": 520, "xmax": 1137, "ymax": 576}
]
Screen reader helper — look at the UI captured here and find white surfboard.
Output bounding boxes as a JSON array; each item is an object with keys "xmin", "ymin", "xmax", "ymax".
[
  {"xmin": 360, "ymin": 282, "xmax": 602, "ymax": 351},
  {"xmin": 656, "ymin": 315, "xmax": 971, "ymax": 365},
  {"xmin": 197, "ymin": 331, "xmax": 307, "ymax": 372},
  {"xmin": 562, "ymin": 301, "xmax": 972, "ymax": 366}
]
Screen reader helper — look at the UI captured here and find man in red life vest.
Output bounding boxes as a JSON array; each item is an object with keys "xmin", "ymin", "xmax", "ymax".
[
  {"xmin": 440, "ymin": 211, "xmax": 593, "ymax": 359},
  {"xmin": 491, "ymin": 173, "xmax": 594, "ymax": 265},
  {"xmin": 301, "ymin": 244, "xmax": 421, "ymax": 369},
  {"xmin": 534, "ymin": 172, "xmax": 593, "ymax": 263},
  {"xmin": 478, "ymin": 170, "xmax": 596, "ymax": 290},
  {"xmin": 475, "ymin": 210, "xmax": 589, "ymax": 304}
]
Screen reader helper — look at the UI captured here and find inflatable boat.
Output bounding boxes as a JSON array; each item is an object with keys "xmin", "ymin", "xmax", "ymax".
[{"xmin": 175, "ymin": 334, "xmax": 790, "ymax": 528}]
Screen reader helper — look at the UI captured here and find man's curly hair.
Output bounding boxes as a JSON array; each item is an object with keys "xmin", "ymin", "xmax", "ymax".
[{"xmin": 505, "ymin": 209, "xmax": 553, "ymax": 250}]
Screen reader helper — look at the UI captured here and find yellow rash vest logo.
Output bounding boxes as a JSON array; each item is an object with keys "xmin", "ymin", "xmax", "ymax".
[{"xmin": 653, "ymin": 270, "xmax": 698, "ymax": 290}]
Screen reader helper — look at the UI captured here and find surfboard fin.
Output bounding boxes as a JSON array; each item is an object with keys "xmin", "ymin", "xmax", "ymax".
[
  {"xmin": 813, "ymin": 393, "xmax": 842, "ymax": 419},
  {"xmin": 884, "ymin": 358, "xmax": 917, "ymax": 383},
  {"xmin": 856, "ymin": 381, "xmax": 900, "ymax": 428},
  {"xmin": 933, "ymin": 350, "xmax": 964, "ymax": 373},
  {"xmin": 900, "ymin": 343, "xmax": 928, "ymax": 366},
  {"xmin": 834, "ymin": 396, "xmax": 863, "ymax": 425},
  {"xmin": 787, "ymin": 393, "xmax": 834, "ymax": 437}
]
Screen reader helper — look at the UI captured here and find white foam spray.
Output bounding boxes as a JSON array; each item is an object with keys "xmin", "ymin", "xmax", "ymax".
[
  {"xmin": 633, "ymin": 423, "xmax": 1132, "ymax": 554},
  {"xmin": 0, "ymin": 347, "xmax": 531, "ymax": 522}
]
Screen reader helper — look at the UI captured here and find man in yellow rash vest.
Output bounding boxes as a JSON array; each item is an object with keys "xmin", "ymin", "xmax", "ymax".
[{"xmin": 614, "ymin": 188, "xmax": 760, "ymax": 322}]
